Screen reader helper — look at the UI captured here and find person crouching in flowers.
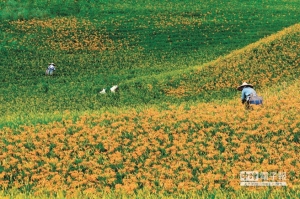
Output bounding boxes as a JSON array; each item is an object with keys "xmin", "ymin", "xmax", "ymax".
[
  {"xmin": 237, "ymin": 82, "xmax": 262, "ymax": 110},
  {"xmin": 46, "ymin": 63, "xmax": 56, "ymax": 76}
]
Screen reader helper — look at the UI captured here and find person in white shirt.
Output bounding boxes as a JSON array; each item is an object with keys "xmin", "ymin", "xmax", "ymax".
[{"xmin": 46, "ymin": 63, "xmax": 56, "ymax": 75}]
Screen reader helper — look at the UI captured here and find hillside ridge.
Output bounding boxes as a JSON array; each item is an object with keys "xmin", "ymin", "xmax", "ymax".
[{"xmin": 124, "ymin": 23, "xmax": 300, "ymax": 85}]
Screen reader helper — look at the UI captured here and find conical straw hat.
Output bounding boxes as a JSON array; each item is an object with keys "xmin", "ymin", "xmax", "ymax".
[{"xmin": 237, "ymin": 82, "xmax": 253, "ymax": 91}]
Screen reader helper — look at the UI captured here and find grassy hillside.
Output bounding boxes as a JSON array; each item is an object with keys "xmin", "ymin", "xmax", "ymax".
[
  {"xmin": 0, "ymin": 0, "xmax": 299, "ymax": 125},
  {"xmin": 0, "ymin": 0, "xmax": 300, "ymax": 197},
  {"xmin": 0, "ymin": 22, "xmax": 300, "ymax": 197},
  {"xmin": 1, "ymin": 22, "xmax": 299, "ymax": 128}
]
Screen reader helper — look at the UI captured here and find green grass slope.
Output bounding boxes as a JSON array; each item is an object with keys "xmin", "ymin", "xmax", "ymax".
[
  {"xmin": 129, "ymin": 23, "xmax": 300, "ymax": 103},
  {"xmin": 1, "ymin": 23, "xmax": 299, "ymax": 129},
  {"xmin": 0, "ymin": 0, "xmax": 299, "ymax": 127}
]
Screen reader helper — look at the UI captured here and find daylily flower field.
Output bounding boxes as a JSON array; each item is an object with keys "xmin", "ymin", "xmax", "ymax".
[{"xmin": 0, "ymin": 0, "xmax": 299, "ymax": 198}]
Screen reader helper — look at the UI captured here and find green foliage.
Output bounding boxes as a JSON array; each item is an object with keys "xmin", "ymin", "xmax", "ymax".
[{"xmin": 0, "ymin": 0, "xmax": 299, "ymax": 127}]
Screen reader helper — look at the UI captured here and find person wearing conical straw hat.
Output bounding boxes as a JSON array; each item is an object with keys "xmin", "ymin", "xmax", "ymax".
[{"xmin": 237, "ymin": 82, "xmax": 258, "ymax": 109}]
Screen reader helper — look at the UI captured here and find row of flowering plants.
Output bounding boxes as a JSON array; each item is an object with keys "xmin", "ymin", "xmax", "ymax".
[{"xmin": 0, "ymin": 79, "xmax": 299, "ymax": 195}]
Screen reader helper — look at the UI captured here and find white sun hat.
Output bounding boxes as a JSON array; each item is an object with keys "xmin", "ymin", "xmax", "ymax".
[
  {"xmin": 99, "ymin": 89, "xmax": 106, "ymax": 94},
  {"xmin": 110, "ymin": 85, "xmax": 119, "ymax": 93}
]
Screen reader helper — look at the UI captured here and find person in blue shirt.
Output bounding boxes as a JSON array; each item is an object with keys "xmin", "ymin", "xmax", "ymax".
[{"xmin": 237, "ymin": 82, "xmax": 257, "ymax": 109}]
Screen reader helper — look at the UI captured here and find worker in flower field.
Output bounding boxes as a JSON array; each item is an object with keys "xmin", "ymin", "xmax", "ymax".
[
  {"xmin": 237, "ymin": 82, "xmax": 263, "ymax": 109},
  {"xmin": 45, "ymin": 63, "xmax": 56, "ymax": 76}
]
